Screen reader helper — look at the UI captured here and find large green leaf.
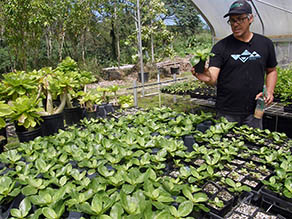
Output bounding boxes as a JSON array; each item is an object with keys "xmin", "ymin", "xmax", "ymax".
[
  {"xmin": 42, "ymin": 207, "xmax": 58, "ymax": 219},
  {"xmin": 178, "ymin": 200, "xmax": 193, "ymax": 217}
]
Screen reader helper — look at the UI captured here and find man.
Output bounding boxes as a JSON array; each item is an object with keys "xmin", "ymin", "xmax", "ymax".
[{"xmin": 192, "ymin": 0, "xmax": 277, "ymax": 129}]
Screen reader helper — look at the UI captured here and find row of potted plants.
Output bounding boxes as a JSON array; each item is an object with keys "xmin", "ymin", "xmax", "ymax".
[
  {"xmin": 0, "ymin": 107, "xmax": 291, "ymax": 218},
  {"xmin": 0, "ymin": 57, "xmax": 134, "ymax": 145},
  {"xmin": 160, "ymin": 80, "xmax": 216, "ymax": 100}
]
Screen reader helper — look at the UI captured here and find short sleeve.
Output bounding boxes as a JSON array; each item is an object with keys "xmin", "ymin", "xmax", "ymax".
[
  {"xmin": 266, "ymin": 39, "xmax": 278, "ymax": 68},
  {"xmin": 209, "ymin": 42, "xmax": 225, "ymax": 69}
]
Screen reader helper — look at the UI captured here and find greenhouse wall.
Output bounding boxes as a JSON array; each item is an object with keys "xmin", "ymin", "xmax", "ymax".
[
  {"xmin": 190, "ymin": 0, "xmax": 292, "ymax": 66},
  {"xmin": 274, "ymin": 41, "xmax": 292, "ymax": 67}
]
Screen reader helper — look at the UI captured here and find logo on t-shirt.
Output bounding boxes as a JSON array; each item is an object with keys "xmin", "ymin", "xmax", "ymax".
[{"xmin": 231, "ymin": 49, "xmax": 261, "ymax": 63}]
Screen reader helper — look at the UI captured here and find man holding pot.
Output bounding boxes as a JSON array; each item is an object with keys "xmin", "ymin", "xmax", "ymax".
[{"xmin": 192, "ymin": 0, "xmax": 277, "ymax": 129}]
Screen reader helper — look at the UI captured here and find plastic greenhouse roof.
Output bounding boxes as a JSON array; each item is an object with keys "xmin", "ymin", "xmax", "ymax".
[{"xmin": 190, "ymin": 0, "xmax": 292, "ymax": 42}]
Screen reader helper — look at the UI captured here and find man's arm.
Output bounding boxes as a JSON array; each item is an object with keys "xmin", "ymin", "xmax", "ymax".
[
  {"xmin": 255, "ymin": 67, "xmax": 277, "ymax": 105},
  {"xmin": 265, "ymin": 67, "xmax": 277, "ymax": 105},
  {"xmin": 191, "ymin": 66, "xmax": 220, "ymax": 86}
]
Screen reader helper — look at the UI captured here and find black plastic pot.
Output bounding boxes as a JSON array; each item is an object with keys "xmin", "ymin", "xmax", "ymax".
[
  {"xmin": 98, "ymin": 105, "xmax": 107, "ymax": 118},
  {"xmin": 183, "ymin": 135, "xmax": 196, "ymax": 152},
  {"xmin": 138, "ymin": 72, "xmax": 149, "ymax": 83},
  {"xmin": 283, "ymin": 103, "xmax": 292, "ymax": 113},
  {"xmin": 83, "ymin": 109, "xmax": 99, "ymax": 120},
  {"xmin": 260, "ymin": 187, "xmax": 292, "ymax": 217},
  {"xmin": 194, "ymin": 59, "xmax": 205, "ymax": 74},
  {"xmin": 41, "ymin": 112, "xmax": 64, "ymax": 136},
  {"xmin": 0, "ymin": 127, "xmax": 7, "ymax": 153},
  {"xmin": 104, "ymin": 103, "xmax": 115, "ymax": 114},
  {"xmin": 196, "ymin": 123, "xmax": 209, "ymax": 133},
  {"xmin": 15, "ymin": 126, "xmax": 42, "ymax": 143},
  {"xmin": 170, "ymin": 67, "xmax": 179, "ymax": 74},
  {"xmin": 1, "ymin": 194, "xmax": 26, "ymax": 219},
  {"xmin": 67, "ymin": 211, "xmax": 83, "ymax": 219},
  {"xmin": 64, "ymin": 107, "xmax": 83, "ymax": 126}
]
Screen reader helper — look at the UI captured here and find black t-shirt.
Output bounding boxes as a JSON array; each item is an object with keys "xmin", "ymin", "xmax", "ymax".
[{"xmin": 209, "ymin": 33, "xmax": 277, "ymax": 115}]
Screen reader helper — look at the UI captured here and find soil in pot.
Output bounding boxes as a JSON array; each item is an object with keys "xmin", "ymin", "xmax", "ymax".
[
  {"xmin": 242, "ymin": 177, "xmax": 260, "ymax": 191},
  {"xmin": 217, "ymin": 189, "xmax": 234, "ymax": 202},
  {"xmin": 235, "ymin": 202, "xmax": 258, "ymax": 216},
  {"xmin": 203, "ymin": 182, "xmax": 220, "ymax": 196}
]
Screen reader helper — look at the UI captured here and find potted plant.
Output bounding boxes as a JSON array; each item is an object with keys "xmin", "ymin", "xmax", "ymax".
[
  {"xmin": 0, "ymin": 101, "xmax": 13, "ymax": 151},
  {"xmin": 0, "ymin": 70, "xmax": 40, "ymax": 102},
  {"xmin": 96, "ymin": 86, "xmax": 117, "ymax": 116},
  {"xmin": 189, "ymin": 48, "xmax": 214, "ymax": 74},
  {"xmin": 117, "ymin": 95, "xmax": 134, "ymax": 109},
  {"xmin": 0, "ymin": 70, "xmax": 43, "ymax": 142},
  {"xmin": 35, "ymin": 67, "xmax": 68, "ymax": 136},
  {"xmin": 54, "ymin": 57, "xmax": 97, "ymax": 125},
  {"xmin": 77, "ymin": 89, "xmax": 103, "ymax": 119},
  {"xmin": 8, "ymin": 96, "xmax": 43, "ymax": 142}
]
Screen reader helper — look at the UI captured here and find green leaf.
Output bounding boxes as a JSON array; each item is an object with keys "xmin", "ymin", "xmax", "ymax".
[
  {"xmin": 28, "ymin": 178, "xmax": 43, "ymax": 188},
  {"xmin": 10, "ymin": 209, "xmax": 22, "ymax": 218},
  {"xmin": 59, "ymin": 176, "xmax": 67, "ymax": 186},
  {"xmin": 42, "ymin": 207, "xmax": 58, "ymax": 219},
  {"xmin": 178, "ymin": 200, "xmax": 193, "ymax": 217},
  {"xmin": 91, "ymin": 193, "xmax": 103, "ymax": 214},
  {"xmin": 225, "ymin": 178, "xmax": 236, "ymax": 187},
  {"xmin": 110, "ymin": 203, "xmax": 124, "ymax": 218},
  {"xmin": 122, "ymin": 184, "xmax": 136, "ymax": 194},
  {"xmin": 19, "ymin": 197, "xmax": 31, "ymax": 217},
  {"xmin": 153, "ymin": 210, "xmax": 172, "ymax": 219},
  {"xmin": 193, "ymin": 192, "xmax": 208, "ymax": 203},
  {"xmin": 285, "ymin": 178, "xmax": 292, "ymax": 193},
  {"xmin": 169, "ymin": 206, "xmax": 178, "ymax": 217},
  {"xmin": 99, "ymin": 215, "xmax": 112, "ymax": 219}
]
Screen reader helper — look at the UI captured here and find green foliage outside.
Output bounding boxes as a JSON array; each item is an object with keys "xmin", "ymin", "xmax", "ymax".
[{"xmin": 0, "ymin": 0, "xmax": 210, "ymax": 78}]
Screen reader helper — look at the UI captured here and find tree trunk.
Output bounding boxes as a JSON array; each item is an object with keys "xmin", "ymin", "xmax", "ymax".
[
  {"xmin": 81, "ymin": 30, "xmax": 86, "ymax": 63},
  {"xmin": 110, "ymin": 21, "xmax": 117, "ymax": 61},
  {"xmin": 45, "ymin": 27, "xmax": 52, "ymax": 60},
  {"xmin": 58, "ymin": 30, "xmax": 65, "ymax": 62},
  {"xmin": 114, "ymin": 3, "xmax": 120, "ymax": 68}
]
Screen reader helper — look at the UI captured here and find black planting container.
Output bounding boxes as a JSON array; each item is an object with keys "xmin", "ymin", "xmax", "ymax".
[
  {"xmin": 41, "ymin": 112, "xmax": 64, "ymax": 136},
  {"xmin": 183, "ymin": 135, "xmax": 196, "ymax": 152},
  {"xmin": 16, "ymin": 126, "xmax": 42, "ymax": 143},
  {"xmin": 194, "ymin": 59, "xmax": 205, "ymax": 74},
  {"xmin": 64, "ymin": 107, "xmax": 83, "ymax": 126},
  {"xmin": 0, "ymin": 127, "xmax": 7, "ymax": 153}
]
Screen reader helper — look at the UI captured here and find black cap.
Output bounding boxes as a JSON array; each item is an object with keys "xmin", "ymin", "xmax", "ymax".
[{"xmin": 224, "ymin": 0, "xmax": 252, "ymax": 18}]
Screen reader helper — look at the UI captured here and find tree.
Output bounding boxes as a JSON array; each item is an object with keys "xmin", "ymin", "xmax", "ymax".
[
  {"xmin": 1, "ymin": 0, "xmax": 45, "ymax": 70},
  {"xmin": 162, "ymin": 0, "xmax": 203, "ymax": 36}
]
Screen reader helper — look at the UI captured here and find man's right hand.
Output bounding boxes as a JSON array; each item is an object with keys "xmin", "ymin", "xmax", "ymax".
[{"xmin": 191, "ymin": 66, "xmax": 220, "ymax": 86}]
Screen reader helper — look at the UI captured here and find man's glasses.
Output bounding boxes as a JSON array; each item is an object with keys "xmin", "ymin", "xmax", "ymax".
[{"xmin": 227, "ymin": 16, "xmax": 249, "ymax": 25}]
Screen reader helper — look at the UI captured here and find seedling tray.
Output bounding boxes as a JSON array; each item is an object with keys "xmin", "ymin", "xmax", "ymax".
[{"xmin": 260, "ymin": 187, "xmax": 292, "ymax": 218}]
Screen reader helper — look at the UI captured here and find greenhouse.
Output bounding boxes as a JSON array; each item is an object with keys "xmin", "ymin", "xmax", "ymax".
[{"xmin": 0, "ymin": 0, "xmax": 292, "ymax": 218}]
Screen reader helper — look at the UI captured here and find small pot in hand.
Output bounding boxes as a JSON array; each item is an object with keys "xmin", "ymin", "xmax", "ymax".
[{"xmin": 194, "ymin": 59, "xmax": 205, "ymax": 74}]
